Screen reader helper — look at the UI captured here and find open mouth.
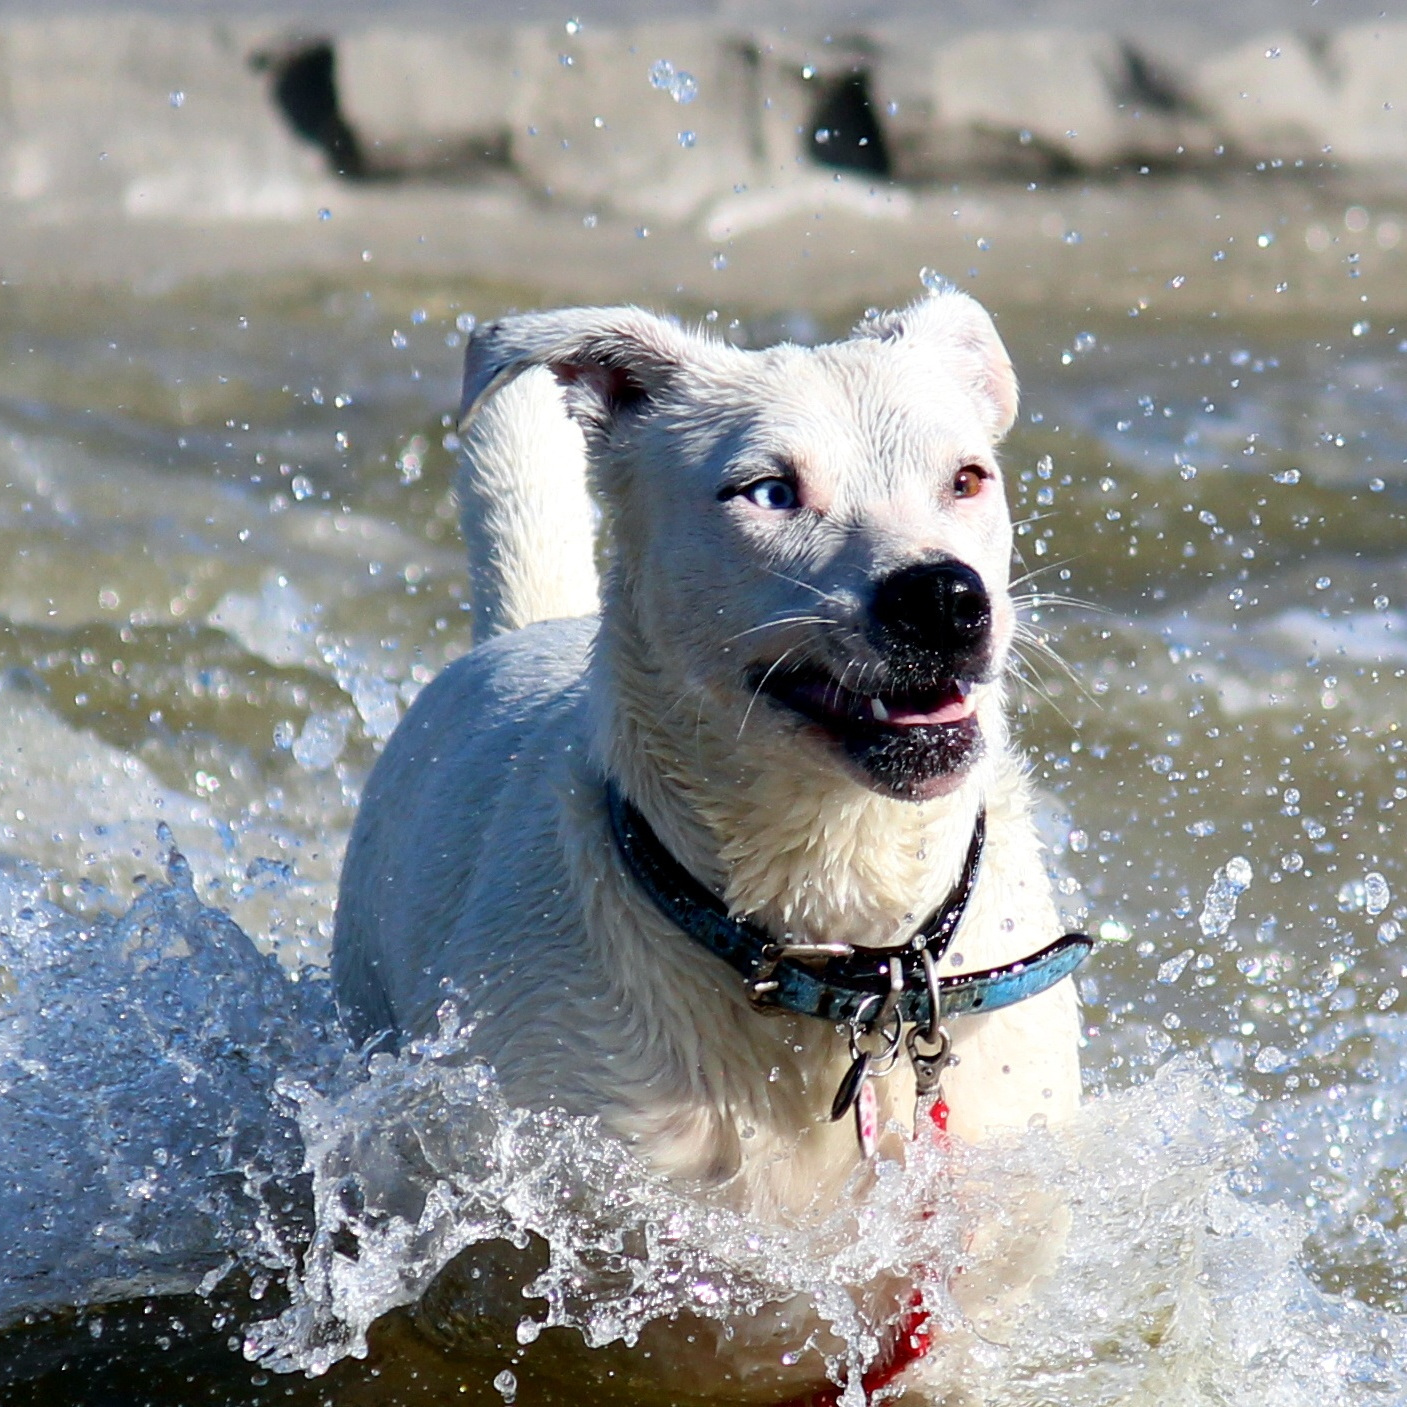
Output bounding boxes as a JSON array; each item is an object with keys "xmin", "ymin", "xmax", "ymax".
[
  {"xmin": 747, "ymin": 661, "xmax": 986, "ymax": 799},
  {"xmin": 760, "ymin": 666, "xmax": 977, "ymax": 731}
]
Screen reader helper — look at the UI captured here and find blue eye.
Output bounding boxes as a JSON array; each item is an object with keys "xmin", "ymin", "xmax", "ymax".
[{"xmin": 740, "ymin": 478, "xmax": 798, "ymax": 510}]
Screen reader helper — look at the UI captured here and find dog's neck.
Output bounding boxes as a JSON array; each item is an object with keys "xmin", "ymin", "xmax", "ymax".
[{"xmin": 591, "ymin": 607, "xmax": 1000, "ymax": 951}]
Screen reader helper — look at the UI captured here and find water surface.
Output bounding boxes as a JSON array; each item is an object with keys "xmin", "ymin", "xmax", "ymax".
[{"xmin": 1, "ymin": 274, "xmax": 1404, "ymax": 1404}]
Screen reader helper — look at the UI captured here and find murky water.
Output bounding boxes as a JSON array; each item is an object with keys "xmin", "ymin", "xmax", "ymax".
[{"xmin": 1, "ymin": 273, "xmax": 1405, "ymax": 1404}]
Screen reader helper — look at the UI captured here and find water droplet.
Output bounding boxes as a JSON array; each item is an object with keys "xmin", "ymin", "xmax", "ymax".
[
  {"xmin": 1257, "ymin": 232, "xmax": 1275, "ymax": 248},
  {"xmin": 1272, "ymin": 469, "xmax": 1301, "ymax": 485},
  {"xmin": 317, "ymin": 207, "xmax": 331, "ymax": 221},
  {"xmin": 455, "ymin": 312, "xmax": 477, "ymax": 334},
  {"xmin": 1158, "ymin": 948, "xmax": 1194, "ymax": 984},
  {"xmin": 292, "ymin": 712, "xmax": 350, "ymax": 771},
  {"xmin": 678, "ymin": 129, "xmax": 697, "ymax": 148},
  {"xmin": 1338, "ymin": 880, "xmax": 1368, "ymax": 912},
  {"xmin": 1198, "ymin": 857, "xmax": 1252, "ymax": 937},
  {"xmin": 710, "ymin": 251, "xmax": 727, "ymax": 270},
  {"xmin": 390, "ymin": 330, "xmax": 407, "ymax": 349},
  {"xmin": 1068, "ymin": 828, "xmax": 1088, "ymax": 853},
  {"xmin": 1364, "ymin": 872, "xmax": 1391, "ymax": 916},
  {"xmin": 493, "ymin": 1368, "xmax": 518, "ymax": 1402},
  {"xmin": 168, "ymin": 90, "xmax": 185, "ymax": 109},
  {"xmin": 1253, "ymin": 1045, "xmax": 1288, "ymax": 1073}
]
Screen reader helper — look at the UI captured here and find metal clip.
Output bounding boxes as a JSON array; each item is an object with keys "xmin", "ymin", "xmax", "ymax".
[
  {"xmin": 907, "ymin": 944, "xmax": 952, "ymax": 1116},
  {"xmin": 906, "ymin": 1023, "xmax": 951, "ymax": 1095}
]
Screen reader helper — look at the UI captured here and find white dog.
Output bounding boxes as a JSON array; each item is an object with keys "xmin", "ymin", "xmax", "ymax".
[{"xmin": 331, "ymin": 290, "xmax": 1089, "ymax": 1400}]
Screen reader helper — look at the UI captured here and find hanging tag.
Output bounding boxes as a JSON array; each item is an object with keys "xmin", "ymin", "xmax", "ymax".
[
  {"xmin": 830, "ymin": 1050, "xmax": 871, "ymax": 1122},
  {"xmin": 855, "ymin": 1075, "xmax": 879, "ymax": 1158}
]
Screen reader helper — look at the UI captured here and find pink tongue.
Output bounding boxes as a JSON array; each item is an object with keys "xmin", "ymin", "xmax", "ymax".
[{"xmin": 884, "ymin": 691, "xmax": 975, "ymax": 727}]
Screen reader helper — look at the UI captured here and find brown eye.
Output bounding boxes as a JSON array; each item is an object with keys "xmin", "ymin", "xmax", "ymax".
[{"xmin": 953, "ymin": 466, "xmax": 985, "ymax": 499}]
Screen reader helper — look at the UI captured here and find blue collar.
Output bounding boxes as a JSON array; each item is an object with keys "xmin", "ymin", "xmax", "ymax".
[{"xmin": 605, "ymin": 781, "xmax": 1092, "ymax": 1031}]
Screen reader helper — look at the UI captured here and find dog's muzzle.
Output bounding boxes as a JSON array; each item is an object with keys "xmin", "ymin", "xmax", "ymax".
[{"xmin": 747, "ymin": 559, "xmax": 999, "ymax": 802}]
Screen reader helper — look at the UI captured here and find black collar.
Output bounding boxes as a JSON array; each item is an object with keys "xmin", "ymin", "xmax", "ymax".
[{"xmin": 605, "ymin": 780, "xmax": 1092, "ymax": 1030}]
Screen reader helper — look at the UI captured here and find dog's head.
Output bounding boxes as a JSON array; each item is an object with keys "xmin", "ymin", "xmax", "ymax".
[{"xmin": 460, "ymin": 291, "xmax": 1019, "ymax": 803}]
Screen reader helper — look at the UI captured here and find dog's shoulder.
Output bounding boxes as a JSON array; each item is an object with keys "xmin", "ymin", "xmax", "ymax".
[
  {"xmin": 332, "ymin": 616, "xmax": 598, "ymax": 1044},
  {"xmin": 414, "ymin": 614, "xmax": 597, "ymax": 732}
]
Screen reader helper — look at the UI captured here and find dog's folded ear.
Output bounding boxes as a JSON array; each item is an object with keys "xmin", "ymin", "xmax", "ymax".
[
  {"xmin": 459, "ymin": 307, "xmax": 694, "ymax": 435},
  {"xmin": 856, "ymin": 286, "xmax": 1020, "ymax": 443}
]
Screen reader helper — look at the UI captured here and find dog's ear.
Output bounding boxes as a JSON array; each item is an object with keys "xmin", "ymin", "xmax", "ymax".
[
  {"xmin": 857, "ymin": 287, "xmax": 1019, "ymax": 442},
  {"xmin": 459, "ymin": 306, "xmax": 692, "ymax": 435}
]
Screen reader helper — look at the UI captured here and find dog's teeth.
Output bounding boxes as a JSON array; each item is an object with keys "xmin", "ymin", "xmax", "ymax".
[
  {"xmin": 870, "ymin": 697, "xmax": 890, "ymax": 722},
  {"xmin": 955, "ymin": 680, "xmax": 974, "ymax": 698}
]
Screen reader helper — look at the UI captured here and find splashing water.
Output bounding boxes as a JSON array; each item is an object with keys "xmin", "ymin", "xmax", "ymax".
[
  {"xmin": 3, "ymin": 835, "xmax": 1404, "ymax": 1403},
  {"xmin": 1199, "ymin": 855, "xmax": 1254, "ymax": 939},
  {"xmin": 242, "ymin": 1040, "xmax": 1407, "ymax": 1405},
  {"xmin": 0, "ymin": 834, "xmax": 342, "ymax": 1328}
]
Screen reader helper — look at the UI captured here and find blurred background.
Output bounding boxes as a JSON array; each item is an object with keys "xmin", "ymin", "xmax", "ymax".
[{"xmin": 1, "ymin": 2, "xmax": 1406, "ymax": 1403}]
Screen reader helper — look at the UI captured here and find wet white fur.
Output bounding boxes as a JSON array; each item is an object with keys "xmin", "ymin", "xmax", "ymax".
[
  {"xmin": 455, "ymin": 368, "xmax": 599, "ymax": 638},
  {"xmin": 332, "ymin": 293, "xmax": 1081, "ymax": 1397}
]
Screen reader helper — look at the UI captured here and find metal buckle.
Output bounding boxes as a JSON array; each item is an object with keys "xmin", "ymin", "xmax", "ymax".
[{"xmin": 748, "ymin": 939, "xmax": 854, "ymax": 1008}]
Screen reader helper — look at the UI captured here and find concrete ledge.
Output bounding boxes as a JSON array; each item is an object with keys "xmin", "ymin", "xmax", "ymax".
[
  {"xmin": 0, "ymin": 17, "xmax": 332, "ymax": 221},
  {"xmin": 1194, "ymin": 24, "xmax": 1407, "ymax": 168},
  {"xmin": 0, "ymin": 10, "xmax": 1403, "ymax": 320},
  {"xmin": 2, "ymin": 15, "xmax": 1405, "ymax": 230}
]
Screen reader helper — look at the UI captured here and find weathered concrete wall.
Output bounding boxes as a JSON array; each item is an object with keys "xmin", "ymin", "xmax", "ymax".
[
  {"xmin": 0, "ymin": 8, "xmax": 1403, "ymax": 320},
  {"xmin": 1, "ymin": 13, "xmax": 1405, "ymax": 232},
  {"xmin": 0, "ymin": 17, "xmax": 333, "ymax": 221},
  {"xmin": 1194, "ymin": 25, "xmax": 1407, "ymax": 168},
  {"xmin": 325, "ymin": 19, "xmax": 1407, "ymax": 208}
]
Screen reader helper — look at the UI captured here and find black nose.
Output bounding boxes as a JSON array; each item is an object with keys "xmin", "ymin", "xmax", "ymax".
[{"xmin": 869, "ymin": 560, "xmax": 992, "ymax": 660}]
